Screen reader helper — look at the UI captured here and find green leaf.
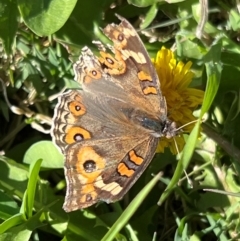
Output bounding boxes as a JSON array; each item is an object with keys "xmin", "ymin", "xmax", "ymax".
[
  {"xmin": 0, "ymin": 157, "xmax": 28, "ymax": 195},
  {"xmin": 201, "ymin": 43, "xmax": 222, "ymax": 115},
  {"xmin": 55, "ymin": 0, "xmax": 110, "ymax": 46},
  {"xmin": 0, "ymin": 213, "xmax": 26, "ymax": 234},
  {"xmin": 140, "ymin": 3, "xmax": 158, "ymax": 29},
  {"xmin": 0, "ymin": 0, "xmax": 18, "ymax": 55},
  {"xmin": 0, "ymin": 220, "xmax": 32, "ymax": 241},
  {"xmin": 0, "ymin": 191, "xmax": 20, "ymax": 220},
  {"xmin": 127, "ymin": 0, "xmax": 157, "ymax": 7},
  {"xmin": 21, "ymin": 159, "xmax": 42, "ymax": 218},
  {"xmin": 18, "ymin": 0, "xmax": 77, "ymax": 36},
  {"xmin": 176, "ymin": 37, "xmax": 206, "ymax": 59},
  {"xmin": 23, "ymin": 141, "xmax": 64, "ymax": 169},
  {"xmin": 229, "ymin": 9, "xmax": 240, "ymax": 31}
]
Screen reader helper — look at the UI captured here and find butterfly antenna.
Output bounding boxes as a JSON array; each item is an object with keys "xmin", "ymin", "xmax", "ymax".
[
  {"xmin": 183, "ymin": 170, "xmax": 193, "ymax": 188},
  {"xmin": 176, "ymin": 119, "xmax": 200, "ymax": 132},
  {"xmin": 173, "ymin": 129, "xmax": 193, "ymax": 188},
  {"xmin": 173, "ymin": 137, "xmax": 180, "ymax": 158}
]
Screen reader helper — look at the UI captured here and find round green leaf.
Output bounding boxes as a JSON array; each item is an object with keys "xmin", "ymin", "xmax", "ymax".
[
  {"xmin": 18, "ymin": 0, "xmax": 77, "ymax": 36},
  {"xmin": 23, "ymin": 141, "xmax": 64, "ymax": 169}
]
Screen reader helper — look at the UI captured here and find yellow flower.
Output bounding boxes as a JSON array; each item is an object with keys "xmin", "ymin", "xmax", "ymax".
[{"xmin": 152, "ymin": 47, "xmax": 204, "ymax": 154}]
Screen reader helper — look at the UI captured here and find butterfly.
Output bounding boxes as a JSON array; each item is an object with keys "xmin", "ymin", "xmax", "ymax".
[{"xmin": 51, "ymin": 15, "xmax": 177, "ymax": 212}]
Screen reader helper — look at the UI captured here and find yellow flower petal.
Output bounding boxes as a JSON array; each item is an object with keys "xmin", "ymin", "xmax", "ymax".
[{"xmin": 153, "ymin": 47, "xmax": 204, "ymax": 154}]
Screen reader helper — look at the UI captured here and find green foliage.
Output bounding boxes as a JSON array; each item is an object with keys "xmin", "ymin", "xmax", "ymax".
[{"xmin": 1, "ymin": 0, "xmax": 240, "ymax": 240}]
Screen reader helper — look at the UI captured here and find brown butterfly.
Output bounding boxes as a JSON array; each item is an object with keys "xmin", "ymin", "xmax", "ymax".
[{"xmin": 51, "ymin": 15, "xmax": 177, "ymax": 212}]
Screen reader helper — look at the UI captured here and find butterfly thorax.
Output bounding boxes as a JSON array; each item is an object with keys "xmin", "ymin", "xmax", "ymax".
[{"xmin": 121, "ymin": 107, "xmax": 177, "ymax": 138}]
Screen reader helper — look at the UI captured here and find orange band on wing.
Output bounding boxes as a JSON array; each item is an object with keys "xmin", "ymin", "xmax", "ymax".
[
  {"xmin": 143, "ymin": 86, "xmax": 157, "ymax": 95},
  {"xmin": 129, "ymin": 150, "xmax": 143, "ymax": 165},
  {"xmin": 138, "ymin": 71, "xmax": 152, "ymax": 81},
  {"xmin": 117, "ymin": 163, "xmax": 134, "ymax": 177}
]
